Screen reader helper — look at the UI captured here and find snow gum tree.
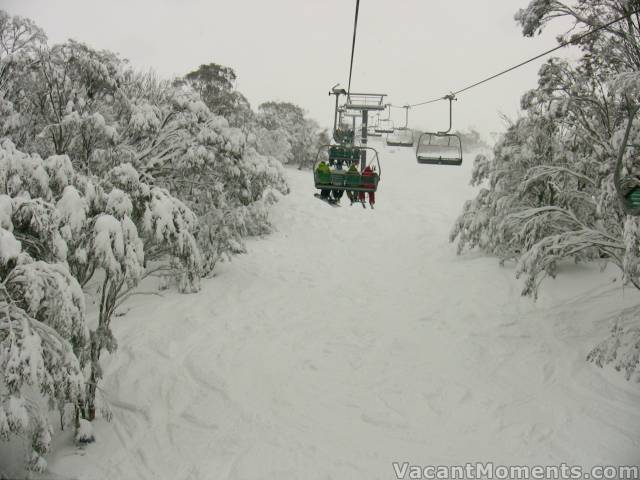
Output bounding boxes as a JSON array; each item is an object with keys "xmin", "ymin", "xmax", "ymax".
[
  {"xmin": 0, "ymin": 138, "xmax": 202, "ymax": 469},
  {"xmin": 0, "ymin": 143, "xmax": 87, "ymax": 472},
  {"xmin": 256, "ymin": 101, "xmax": 328, "ymax": 169},
  {"xmin": 179, "ymin": 63, "xmax": 252, "ymax": 127},
  {"xmin": 0, "ymin": 8, "xmax": 293, "ymax": 470},
  {"xmin": 451, "ymin": 0, "xmax": 640, "ymax": 379},
  {"xmin": 111, "ymin": 74, "xmax": 289, "ymax": 273},
  {"xmin": 4, "ymin": 39, "xmax": 122, "ymax": 170}
]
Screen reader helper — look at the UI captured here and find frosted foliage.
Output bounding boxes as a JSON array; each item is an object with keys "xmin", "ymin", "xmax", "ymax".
[
  {"xmin": 75, "ymin": 418, "xmax": 95, "ymax": 443},
  {"xmin": 121, "ymin": 215, "xmax": 145, "ymax": 284},
  {"xmin": 142, "ymin": 187, "xmax": 201, "ymax": 291},
  {"xmin": 470, "ymin": 154, "xmax": 490, "ymax": 186},
  {"xmin": 514, "ymin": 0, "xmax": 553, "ymax": 36},
  {"xmin": 453, "ymin": 0, "xmax": 640, "ymax": 380},
  {"xmin": 92, "ymin": 214, "xmax": 144, "ymax": 282},
  {"xmin": 220, "ymin": 127, "xmax": 245, "ymax": 156},
  {"xmin": 12, "ymin": 199, "xmax": 68, "ymax": 262},
  {"xmin": 0, "ymin": 195, "xmax": 13, "ymax": 230},
  {"xmin": 0, "ymin": 140, "xmax": 50, "ymax": 200},
  {"xmin": 74, "ymin": 175, "xmax": 105, "ymax": 216},
  {"xmin": 0, "ymin": 303, "xmax": 84, "ymax": 472},
  {"xmin": 0, "ymin": 303, "xmax": 84, "ymax": 399},
  {"xmin": 92, "ymin": 215, "xmax": 124, "ymax": 276},
  {"xmin": 56, "ymin": 186, "xmax": 88, "ymax": 241},
  {"xmin": 255, "ymin": 128, "xmax": 293, "ymax": 164},
  {"xmin": 129, "ymin": 102, "xmax": 161, "ymax": 134},
  {"xmin": 4, "ymin": 260, "xmax": 88, "ymax": 346},
  {"xmin": 6, "ymin": 396, "xmax": 28, "ymax": 433},
  {"xmin": 0, "ymin": 227, "xmax": 21, "ymax": 265},
  {"xmin": 28, "ymin": 414, "xmax": 53, "ymax": 472},
  {"xmin": 106, "ymin": 188, "xmax": 133, "ymax": 219},
  {"xmin": 0, "ymin": 405, "xmax": 8, "ymax": 439},
  {"xmin": 107, "ymin": 163, "xmax": 141, "ymax": 195},
  {"xmin": 610, "ymin": 71, "xmax": 640, "ymax": 98},
  {"xmin": 172, "ymin": 89, "xmax": 217, "ymax": 123},
  {"xmin": 243, "ymin": 148, "xmax": 289, "ymax": 199},
  {"xmin": 82, "ymin": 112, "xmax": 117, "ymax": 141},
  {"xmin": 44, "ymin": 154, "xmax": 74, "ymax": 196},
  {"xmin": 622, "ymin": 217, "xmax": 640, "ymax": 284},
  {"xmin": 589, "ymin": 316, "xmax": 640, "ymax": 382}
]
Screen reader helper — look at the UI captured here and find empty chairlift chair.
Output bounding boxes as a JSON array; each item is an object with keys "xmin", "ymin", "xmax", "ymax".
[
  {"xmin": 387, "ymin": 104, "xmax": 413, "ymax": 147},
  {"xmin": 416, "ymin": 132, "xmax": 463, "ymax": 166},
  {"xmin": 386, "ymin": 128, "xmax": 414, "ymax": 147},
  {"xmin": 375, "ymin": 118, "xmax": 394, "ymax": 134},
  {"xmin": 367, "ymin": 125, "xmax": 382, "ymax": 137}
]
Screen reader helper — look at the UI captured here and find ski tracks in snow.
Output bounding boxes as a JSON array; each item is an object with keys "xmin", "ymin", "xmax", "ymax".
[{"xmin": 50, "ymin": 142, "xmax": 640, "ymax": 479}]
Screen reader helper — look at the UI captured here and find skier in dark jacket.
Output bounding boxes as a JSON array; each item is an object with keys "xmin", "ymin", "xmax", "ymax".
[
  {"xmin": 346, "ymin": 162, "xmax": 359, "ymax": 205},
  {"xmin": 331, "ymin": 159, "xmax": 345, "ymax": 204}
]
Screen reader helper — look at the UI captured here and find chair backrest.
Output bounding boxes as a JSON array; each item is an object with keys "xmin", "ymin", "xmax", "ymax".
[{"xmin": 416, "ymin": 133, "xmax": 462, "ymax": 161}]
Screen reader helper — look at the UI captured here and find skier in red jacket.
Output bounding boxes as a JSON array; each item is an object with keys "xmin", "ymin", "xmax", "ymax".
[{"xmin": 358, "ymin": 165, "xmax": 376, "ymax": 208}]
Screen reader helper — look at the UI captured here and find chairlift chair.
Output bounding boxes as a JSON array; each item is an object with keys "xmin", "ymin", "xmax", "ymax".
[
  {"xmin": 367, "ymin": 125, "xmax": 382, "ymax": 137},
  {"xmin": 415, "ymin": 94, "xmax": 463, "ymax": 165},
  {"xmin": 368, "ymin": 114, "xmax": 382, "ymax": 136},
  {"xmin": 386, "ymin": 128, "xmax": 414, "ymax": 147},
  {"xmin": 385, "ymin": 105, "xmax": 413, "ymax": 146},
  {"xmin": 334, "ymin": 127, "xmax": 355, "ymax": 144},
  {"xmin": 344, "ymin": 93, "xmax": 387, "ymax": 111},
  {"xmin": 314, "ymin": 145, "xmax": 381, "ymax": 193},
  {"xmin": 375, "ymin": 118, "xmax": 394, "ymax": 134},
  {"xmin": 375, "ymin": 104, "xmax": 394, "ymax": 133},
  {"xmin": 415, "ymin": 132, "xmax": 463, "ymax": 165}
]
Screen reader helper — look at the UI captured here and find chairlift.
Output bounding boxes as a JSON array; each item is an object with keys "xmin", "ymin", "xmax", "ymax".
[
  {"xmin": 387, "ymin": 128, "xmax": 414, "ymax": 147},
  {"xmin": 375, "ymin": 119, "xmax": 394, "ymax": 134},
  {"xmin": 386, "ymin": 105, "xmax": 413, "ymax": 147},
  {"xmin": 416, "ymin": 132, "xmax": 462, "ymax": 165},
  {"xmin": 415, "ymin": 94, "xmax": 463, "ymax": 165},
  {"xmin": 314, "ymin": 145, "xmax": 381, "ymax": 193},
  {"xmin": 330, "ymin": 87, "xmax": 355, "ymax": 145},
  {"xmin": 367, "ymin": 126, "xmax": 382, "ymax": 137},
  {"xmin": 344, "ymin": 92, "xmax": 387, "ymax": 111},
  {"xmin": 333, "ymin": 107, "xmax": 354, "ymax": 144},
  {"xmin": 368, "ymin": 114, "xmax": 382, "ymax": 136},
  {"xmin": 375, "ymin": 104, "xmax": 394, "ymax": 133}
]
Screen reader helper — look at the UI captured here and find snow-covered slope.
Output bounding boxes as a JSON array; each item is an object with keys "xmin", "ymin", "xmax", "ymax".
[{"xmin": 49, "ymin": 140, "xmax": 640, "ymax": 479}]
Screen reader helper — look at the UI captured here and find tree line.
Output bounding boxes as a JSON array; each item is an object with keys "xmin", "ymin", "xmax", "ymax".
[
  {"xmin": 451, "ymin": 0, "xmax": 640, "ymax": 382},
  {"xmin": 0, "ymin": 10, "xmax": 326, "ymax": 472}
]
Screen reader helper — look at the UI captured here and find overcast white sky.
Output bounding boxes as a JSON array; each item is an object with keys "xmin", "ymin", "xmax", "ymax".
[{"xmin": 2, "ymin": 0, "xmax": 575, "ymax": 139}]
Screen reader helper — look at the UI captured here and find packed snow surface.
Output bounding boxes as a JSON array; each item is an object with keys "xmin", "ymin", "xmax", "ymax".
[{"xmin": 50, "ymin": 142, "xmax": 640, "ymax": 479}]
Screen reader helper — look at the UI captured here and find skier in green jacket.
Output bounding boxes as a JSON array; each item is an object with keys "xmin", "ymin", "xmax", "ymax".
[{"xmin": 316, "ymin": 161, "xmax": 331, "ymax": 199}]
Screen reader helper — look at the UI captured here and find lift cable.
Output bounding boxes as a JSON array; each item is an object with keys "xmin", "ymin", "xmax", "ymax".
[
  {"xmin": 346, "ymin": 0, "xmax": 361, "ymax": 97},
  {"xmin": 389, "ymin": 9, "xmax": 640, "ymax": 109}
]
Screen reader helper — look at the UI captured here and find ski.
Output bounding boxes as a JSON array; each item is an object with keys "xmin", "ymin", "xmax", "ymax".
[{"xmin": 314, "ymin": 194, "xmax": 341, "ymax": 207}]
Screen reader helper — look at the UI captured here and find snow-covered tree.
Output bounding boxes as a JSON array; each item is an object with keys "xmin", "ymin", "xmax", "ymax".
[
  {"xmin": 256, "ymin": 101, "xmax": 327, "ymax": 168},
  {"xmin": 452, "ymin": 0, "xmax": 640, "ymax": 378},
  {"xmin": 178, "ymin": 63, "xmax": 253, "ymax": 127},
  {"xmin": 3, "ymin": 38, "xmax": 122, "ymax": 169},
  {"xmin": 111, "ymin": 77, "xmax": 289, "ymax": 273},
  {"xmin": 0, "ymin": 226, "xmax": 86, "ymax": 472},
  {"xmin": 0, "ymin": 138, "xmax": 203, "ymax": 424},
  {"xmin": 0, "ymin": 11, "xmax": 293, "ymax": 468}
]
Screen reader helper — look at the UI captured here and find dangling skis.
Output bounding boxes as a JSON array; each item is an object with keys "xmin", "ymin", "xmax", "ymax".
[{"xmin": 314, "ymin": 194, "xmax": 341, "ymax": 207}]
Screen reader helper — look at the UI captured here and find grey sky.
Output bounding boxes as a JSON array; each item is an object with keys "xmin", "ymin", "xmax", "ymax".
[{"xmin": 2, "ymin": 0, "xmax": 575, "ymax": 139}]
